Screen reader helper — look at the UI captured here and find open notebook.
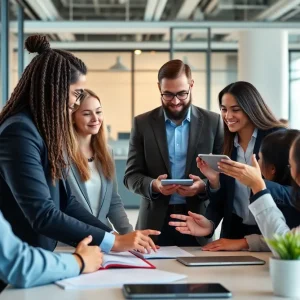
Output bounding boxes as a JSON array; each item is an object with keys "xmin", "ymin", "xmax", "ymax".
[
  {"xmin": 100, "ymin": 251, "xmax": 155, "ymax": 269},
  {"xmin": 131, "ymin": 246, "xmax": 194, "ymax": 259}
]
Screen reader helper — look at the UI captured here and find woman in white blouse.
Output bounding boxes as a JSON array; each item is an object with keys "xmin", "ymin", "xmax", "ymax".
[{"xmin": 68, "ymin": 89, "xmax": 133, "ymax": 234}]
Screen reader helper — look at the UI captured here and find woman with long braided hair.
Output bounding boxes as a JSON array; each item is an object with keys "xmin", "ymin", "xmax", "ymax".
[{"xmin": 0, "ymin": 35, "xmax": 159, "ymax": 260}]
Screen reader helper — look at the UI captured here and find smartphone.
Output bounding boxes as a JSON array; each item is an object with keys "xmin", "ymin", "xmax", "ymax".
[
  {"xmin": 198, "ymin": 154, "xmax": 231, "ymax": 172},
  {"xmin": 123, "ymin": 283, "xmax": 232, "ymax": 299},
  {"xmin": 161, "ymin": 179, "xmax": 193, "ymax": 186}
]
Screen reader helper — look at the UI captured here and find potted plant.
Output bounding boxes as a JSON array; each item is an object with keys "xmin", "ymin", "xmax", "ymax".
[{"xmin": 268, "ymin": 231, "xmax": 300, "ymax": 298}]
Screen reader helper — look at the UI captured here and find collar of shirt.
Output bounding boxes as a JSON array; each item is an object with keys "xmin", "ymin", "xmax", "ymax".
[
  {"xmin": 163, "ymin": 106, "xmax": 191, "ymax": 126},
  {"xmin": 234, "ymin": 128, "xmax": 258, "ymax": 148}
]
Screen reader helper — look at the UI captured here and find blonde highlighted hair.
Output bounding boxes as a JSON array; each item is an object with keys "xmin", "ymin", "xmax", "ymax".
[{"xmin": 72, "ymin": 89, "xmax": 114, "ymax": 181}]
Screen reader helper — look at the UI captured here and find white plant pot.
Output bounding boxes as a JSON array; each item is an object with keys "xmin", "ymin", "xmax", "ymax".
[{"xmin": 270, "ymin": 257, "xmax": 300, "ymax": 298}]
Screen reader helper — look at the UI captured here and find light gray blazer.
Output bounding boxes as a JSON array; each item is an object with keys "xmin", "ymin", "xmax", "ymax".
[{"xmin": 67, "ymin": 157, "xmax": 133, "ymax": 235}]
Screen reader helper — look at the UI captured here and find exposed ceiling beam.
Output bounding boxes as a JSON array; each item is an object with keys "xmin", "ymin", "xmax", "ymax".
[
  {"xmin": 281, "ymin": 6, "xmax": 300, "ymax": 21},
  {"xmin": 11, "ymin": 41, "xmax": 238, "ymax": 50},
  {"xmin": 220, "ymin": 4, "xmax": 267, "ymax": 10},
  {"xmin": 8, "ymin": 20, "xmax": 300, "ymax": 34},
  {"xmin": 93, "ymin": 0, "xmax": 100, "ymax": 15},
  {"xmin": 192, "ymin": 7, "xmax": 204, "ymax": 21},
  {"xmin": 60, "ymin": 0, "xmax": 68, "ymax": 7},
  {"xmin": 204, "ymin": 0, "xmax": 219, "ymax": 14},
  {"xmin": 25, "ymin": 0, "xmax": 75, "ymax": 41},
  {"xmin": 62, "ymin": 3, "xmax": 144, "ymax": 8},
  {"xmin": 125, "ymin": 0, "xmax": 130, "ymax": 21},
  {"xmin": 144, "ymin": 0, "xmax": 158, "ymax": 21},
  {"xmin": 14, "ymin": 0, "xmax": 38, "ymax": 20},
  {"xmin": 11, "ymin": 40, "xmax": 300, "ymax": 51},
  {"xmin": 153, "ymin": 0, "xmax": 168, "ymax": 21},
  {"xmin": 174, "ymin": 1, "xmax": 203, "ymax": 43},
  {"xmin": 255, "ymin": 0, "xmax": 300, "ymax": 21},
  {"xmin": 176, "ymin": 0, "xmax": 202, "ymax": 20}
]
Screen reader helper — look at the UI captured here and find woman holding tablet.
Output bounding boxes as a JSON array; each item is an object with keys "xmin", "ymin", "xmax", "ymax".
[
  {"xmin": 170, "ymin": 130, "xmax": 300, "ymax": 251},
  {"xmin": 68, "ymin": 89, "xmax": 133, "ymax": 234},
  {"xmin": 218, "ymin": 133, "xmax": 300, "ymax": 254},
  {"xmin": 169, "ymin": 81, "xmax": 286, "ymax": 250}
]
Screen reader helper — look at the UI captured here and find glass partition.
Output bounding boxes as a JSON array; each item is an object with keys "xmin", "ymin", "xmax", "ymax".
[{"xmin": 290, "ymin": 51, "xmax": 300, "ymax": 129}]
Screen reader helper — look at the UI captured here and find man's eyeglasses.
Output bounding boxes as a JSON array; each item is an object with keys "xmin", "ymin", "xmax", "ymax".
[
  {"xmin": 68, "ymin": 89, "xmax": 84, "ymax": 112},
  {"xmin": 161, "ymin": 87, "xmax": 191, "ymax": 101}
]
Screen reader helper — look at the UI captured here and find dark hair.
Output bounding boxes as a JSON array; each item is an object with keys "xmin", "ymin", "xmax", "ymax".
[
  {"xmin": 219, "ymin": 81, "xmax": 286, "ymax": 156},
  {"xmin": 260, "ymin": 130, "xmax": 300, "ymax": 186},
  {"xmin": 158, "ymin": 59, "xmax": 191, "ymax": 83},
  {"xmin": 0, "ymin": 35, "xmax": 87, "ymax": 181},
  {"xmin": 291, "ymin": 136, "xmax": 300, "ymax": 209}
]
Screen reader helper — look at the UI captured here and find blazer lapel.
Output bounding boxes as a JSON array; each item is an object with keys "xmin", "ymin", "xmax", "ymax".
[
  {"xmin": 223, "ymin": 146, "xmax": 237, "ymax": 235},
  {"xmin": 70, "ymin": 165, "xmax": 93, "ymax": 213},
  {"xmin": 97, "ymin": 165, "xmax": 108, "ymax": 218},
  {"xmin": 184, "ymin": 105, "xmax": 204, "ymax": 176},
  {"xmin": 253, "ymin": 129, "xmax": 263, "ymax": 159},
  {"xmin": 228, "ymin": 146, "xmax": 237, "ymax": 208},
  {"xmin": 150, "ymin": 108, "xmax": 171, "ymax": 176}
]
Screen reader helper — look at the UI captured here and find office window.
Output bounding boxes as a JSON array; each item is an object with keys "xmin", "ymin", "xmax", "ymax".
[
  {"xmin": 73, "ymin": 52, "xmax": 132, "ymax": 141},
  {"xmin": 210, "ymin": 52, "xmax": 238, "ymax": 113},
  {"xmin": 290, "ymin": 52, "xmax": 300, "ymax": 129},
  {"xmin": 134, "ymin": 51, "xmax": 168, "ymax": 116}
]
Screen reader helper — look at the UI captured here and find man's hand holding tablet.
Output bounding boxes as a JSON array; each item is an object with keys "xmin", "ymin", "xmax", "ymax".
[{"xmin": 152, "ymin": 174, "xmax": 206, "ymax": 196}]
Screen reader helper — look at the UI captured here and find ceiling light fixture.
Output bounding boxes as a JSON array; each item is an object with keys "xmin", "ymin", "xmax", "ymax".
[
  {"xmin": 134, "ymin": 49, "xmax": 142, "ymax": 55},
  {"xmin": 109, "ymin": 56, "xmax": 129, "ymax": 71}
]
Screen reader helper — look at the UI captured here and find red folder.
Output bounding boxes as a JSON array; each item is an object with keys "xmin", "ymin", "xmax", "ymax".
[{"xmin": 99, "ymin": 251, "xmax": 156, "ymax": 270}]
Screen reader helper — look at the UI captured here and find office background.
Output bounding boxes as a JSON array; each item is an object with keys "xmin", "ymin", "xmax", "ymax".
[{"xmin": 1, "ymin": 0, "xmax": 300, "ymax": 210}]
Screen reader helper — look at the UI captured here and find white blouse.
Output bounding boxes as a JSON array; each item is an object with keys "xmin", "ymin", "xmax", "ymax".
[
  {"xmin": 85, "ymin": 160, "xmax": 102, "ymax": 217},
  {"xmin": 249, "ymin": 191, "xmax": 298, "ymax": 256}
]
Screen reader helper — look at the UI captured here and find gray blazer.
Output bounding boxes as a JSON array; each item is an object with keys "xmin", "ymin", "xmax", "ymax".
[
  {"xmin": 67, "ymin": 156, "xmax": 133, "ymax": 234},
  {"xmin": 124, "ymin": 105, "xmax": 224, "ymax": 245}
]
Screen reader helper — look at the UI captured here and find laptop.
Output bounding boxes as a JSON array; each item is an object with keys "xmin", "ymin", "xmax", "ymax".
[{"xmin": 177, "ymin": 255, "xmax": 265, "ymax": 266}]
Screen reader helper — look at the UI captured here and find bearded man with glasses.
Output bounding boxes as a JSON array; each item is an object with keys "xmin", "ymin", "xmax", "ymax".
[{"xmin": 124, "ymin": 59, "xmax": 224, "ymax": 246}]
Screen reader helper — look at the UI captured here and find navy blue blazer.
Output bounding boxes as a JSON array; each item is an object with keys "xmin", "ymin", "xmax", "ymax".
[
  {"xmin": 206, "ymin": 128, "xmax": 299, "ymax": 238},
  {"xmin": 0, "ymin": 110, "xmax": 112, "ymax": 251}
]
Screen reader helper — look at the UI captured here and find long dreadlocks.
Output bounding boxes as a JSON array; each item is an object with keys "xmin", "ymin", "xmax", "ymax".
[{"xmin": 0, "ymin": 35, "xmax": 87, "ymax": 182}]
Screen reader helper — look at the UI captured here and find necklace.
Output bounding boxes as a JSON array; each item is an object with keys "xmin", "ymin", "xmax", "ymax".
[{"xmin": 87, "ymin": 156, "xmax": 95, "ymax": 162}]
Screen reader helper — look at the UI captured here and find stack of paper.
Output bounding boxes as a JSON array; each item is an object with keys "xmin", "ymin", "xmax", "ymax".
[
  {"xmin": 56, "ymin": 269, "xmax": 187, "ymax": 290},
  {"xmin": 131, "ymin": 246, "xmax": 194, "ymax": 259}
]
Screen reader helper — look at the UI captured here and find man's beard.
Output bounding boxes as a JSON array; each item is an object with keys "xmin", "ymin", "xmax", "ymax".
[{"xmin": 162, "ymin": 97, "xmax": 192, "ymax": 121}]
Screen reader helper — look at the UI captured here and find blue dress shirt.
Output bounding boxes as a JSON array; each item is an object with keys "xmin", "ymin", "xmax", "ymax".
[
  {"xmin": 101, "ymin": 232, "xmax": 115, "ymax": 253},
  {"xmin": 165, "ymin": 108, "xmax": 191, "ymax": 205},
  {"xmin": 0, "ymin": 211, "xmax": 80, "ymax": 288}
]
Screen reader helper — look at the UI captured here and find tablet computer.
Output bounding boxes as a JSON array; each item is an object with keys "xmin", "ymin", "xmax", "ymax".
[
  {"xmin": 123, "ymin": 283, "xmax": 232, "ymax": 299},
  {"xmin": 198, "ymin": 154, "xmax": 231, "ymax": 172},
  {"xmin": 161, "ymin": 179, "xmax": 193, "ymax": 186},
  {"xmin": 177, "ymin": 256, "xmax": 265, "ymax": 267}
]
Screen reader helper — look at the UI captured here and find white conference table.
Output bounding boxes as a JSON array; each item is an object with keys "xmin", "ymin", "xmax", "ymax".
[{"xmin": 2, "ymin": 247, "xmax": 288, "ymax": 300}]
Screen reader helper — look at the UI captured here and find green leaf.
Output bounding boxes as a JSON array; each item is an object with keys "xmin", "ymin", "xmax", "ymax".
[{"xmin": 265, "ymin": 231, "xmax": 300, "ymax": 260}]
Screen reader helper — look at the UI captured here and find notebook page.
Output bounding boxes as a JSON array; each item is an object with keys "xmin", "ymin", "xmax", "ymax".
[{"xmin": 102, "ymin": 251, "xmax": 150, "ymax": 268}]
